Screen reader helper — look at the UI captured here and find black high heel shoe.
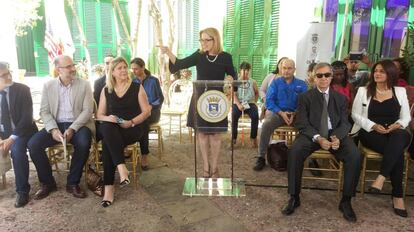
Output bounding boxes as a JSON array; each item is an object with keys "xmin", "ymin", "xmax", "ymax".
[
  {"xmin": 367, "ymin": 186, "xmax": 381, "ymax": 194},
  {"xmin": 392, "ymin": 198, "xmax": 408, "ymax": 218},
  {"xmin": 120, "ymin": 175, "xmax": 131, "ymax": 188},
  {"xmin": 101, "ymin": 200, "xmax": 113, "ymax": 208}
]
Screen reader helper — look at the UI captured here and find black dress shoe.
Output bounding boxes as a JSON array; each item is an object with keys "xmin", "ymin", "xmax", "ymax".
[
  {"xmin": 253, "ymin": 157, "xmax": 266, "ymax": 171},
  {"xmin": 308, "ymin": 159, "xmax": 322, "ymax": 177},
  {"xmin": 101, "ymin": 200, "xmax": 113, "ymax": 208},
  {"xmin": 34, "ymin": 184, "xmax": 57, "ymax": 200},
  {"xmin": 120, "ymin": 176, "xmax": 131, "ymax": 188},
  {"xmin": 367, "ymin": 186, "xmax": 381, "ymax": 194},
  {"xmin": 339, "ymin": 201, "xmax": 357, "ymax": 222},
  {"xmin": 281, "ymin": 196, "xmax": 300, "ymax": 215},
  {"xmin": 15, "ymin": 193, "xmax": 29, "ymax": 208},
  {"xmin": 392, "ymin": 202, "xmax": 408, "ymax": 218},
  {"xmin": 66, "ymin": 185, "xmax": 87, "ymax": 198}
]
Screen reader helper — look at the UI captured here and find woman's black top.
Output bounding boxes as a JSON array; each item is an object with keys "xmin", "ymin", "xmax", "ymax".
[
  {"xmin": 105, "ymin": 82, "xmax": 142, "ymax": 125},
  {"xmin": 169, "ymin": 50, "xmax": 236, "ymax": 133},
  {"xmin": 368, "ymin": 93, "xmax": 400, "ymax": 128}
]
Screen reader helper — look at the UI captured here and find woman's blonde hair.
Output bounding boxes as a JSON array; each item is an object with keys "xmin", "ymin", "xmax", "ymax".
[
  {"xmin": 106, "ymin": 56, "xmax": 129, "ymax": 93},
  {"xmin": 199, "ymin": 27, "xmax": 223, "ymax": 54}
]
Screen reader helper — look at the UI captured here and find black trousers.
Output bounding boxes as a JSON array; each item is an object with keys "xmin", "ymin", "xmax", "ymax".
[
  {"xmin": 231, "ymin": 103, "xmax": 259, "ymax": 140},
  {"xmin": 100, "ymin": 122, "xmax": 144, "ymax": 185},
  {"xmin": 359, "ymin": 129, "xmax": 411, "ymax": 197},
  {"xmin": 138, "ymin": 108, "xmax": 160, "ymax": 155},
  {"xmin": 287, "ymin": 135, "xmax": 361, "ymax": 197}
]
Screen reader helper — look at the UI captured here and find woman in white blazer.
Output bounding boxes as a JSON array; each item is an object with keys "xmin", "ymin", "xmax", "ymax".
[{"xmin": 351, "ymin": 60, "xmax": 411, "ymax": 218}]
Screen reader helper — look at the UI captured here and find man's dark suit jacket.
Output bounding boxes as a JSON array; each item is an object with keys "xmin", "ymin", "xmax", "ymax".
[
  {"xmin": 295, "ymin": 88, "xmax": 350, "ymax": 141},
  {"xmin": 8, "ymin": 83, "xmax": 37, "ymax": 138},
  {"xmin": 93, "ymin": 75, "xmax": 106, "ymax": 106}
]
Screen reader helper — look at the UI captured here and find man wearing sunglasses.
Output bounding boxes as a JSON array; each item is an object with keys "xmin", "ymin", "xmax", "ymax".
[
  {"xmin": 0, "ymin": 62, "xmax": 37, "ymax": 207},
  {"xmin": 253, "ymin": 59, "xmax": 307, "ymax": 171},
  {"xmin": 282, "ymin": 62, "xmax": 361, "ymax": 223}
]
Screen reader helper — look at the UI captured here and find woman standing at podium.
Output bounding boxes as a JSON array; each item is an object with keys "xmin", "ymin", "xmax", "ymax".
[{"xmin": 159, "ymin": 27, "xmax": 236, "ymax": 178}]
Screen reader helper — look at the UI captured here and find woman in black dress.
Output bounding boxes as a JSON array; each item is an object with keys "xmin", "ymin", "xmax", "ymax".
[
  {"xmin": 159, "ymin": 27, "xmax": 236, "ymax": 178},
  {"xmin": 97, "ymin": 57, "xmax": 151, "ymax": 207},
  {"xmin": 352, "ymin": 60, "xmax": 411, "ymax": 217}
]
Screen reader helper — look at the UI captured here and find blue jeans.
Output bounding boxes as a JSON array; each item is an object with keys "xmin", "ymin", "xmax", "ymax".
[
  {"xmin": 28, "ymin": 123, "xmax": 91, "ymax": 186},
  {"xmin": 10, "ymin": 133, "xmax": 35, "ymax": 194}
]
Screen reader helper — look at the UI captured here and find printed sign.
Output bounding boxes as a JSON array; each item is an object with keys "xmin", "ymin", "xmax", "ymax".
[{"xmin": 197, "ymin": 90, "xmax": 230, "ymax": 123}]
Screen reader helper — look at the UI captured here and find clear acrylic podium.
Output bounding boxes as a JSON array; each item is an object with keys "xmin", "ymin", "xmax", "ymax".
[{"xmin": 182, "ymin": 80, "xmax": 247, "ymax": 197}]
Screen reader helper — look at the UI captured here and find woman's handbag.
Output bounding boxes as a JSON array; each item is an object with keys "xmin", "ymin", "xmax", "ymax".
[
  {"xmin": 86, "ymin": 165, "xmax": 104, "ymax": 197},
  {"xmin": 266, "ymin": 142, "xmax": 288, "ymax": 171}
]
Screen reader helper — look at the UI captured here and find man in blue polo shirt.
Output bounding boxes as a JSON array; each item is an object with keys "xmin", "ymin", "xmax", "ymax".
[
  {"xmin": 131, "ymin": 58, "xmax": 164, "ymax": 170},
  {"xmin": 254, "ymin": 59, "xmax": 307, "ymax": 171}
]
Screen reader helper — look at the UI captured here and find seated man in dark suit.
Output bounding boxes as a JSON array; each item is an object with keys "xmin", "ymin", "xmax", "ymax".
[
  {"xmin": 94, "ymin": 55, "xmax": 114, "ymax": 141},
  {"xmin": 94, "ymin": 55, "xmax": 114, "ymax": 106},
  {"xmin": 0, "ymin": 62, "xmax": 37, "ymax": 207},
  {"xmin": 281, "ymin": 62, "xmax": 361, "ymax": 222}
]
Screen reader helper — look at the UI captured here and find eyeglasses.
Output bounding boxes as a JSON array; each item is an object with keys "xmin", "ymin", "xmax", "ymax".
[
  {"xmin": 199, "ymin": 38, "xmax": 214, "ymax": 43},
  {"xmin": 58, "ymin": 64, "xmax": 76, "ymax": 69},
  {"xmin": 315, "ymin": 73, "xmax": 332, "ymax": 78}
]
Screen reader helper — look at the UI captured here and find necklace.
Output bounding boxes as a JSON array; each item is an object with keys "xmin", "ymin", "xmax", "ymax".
[
  {"xmin": 376, "ymin": 87, "xmax": 390, "ymax": 95},
  {"xmin": 206, "ymin": 54, "xmax": 218, "ymax": 63},
  {"xmin": 115, "ymin": 81, "xmax": 130, "ymax": 96}
]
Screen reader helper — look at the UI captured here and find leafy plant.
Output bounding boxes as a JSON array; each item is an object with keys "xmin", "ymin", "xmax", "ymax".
[
  {"xmin": 401, "ymin": 21, "xmax": 414, "ymax": 67},
  {"xmin": 12, "ymin": 0, "xmax": 43, "ymax": 36}
]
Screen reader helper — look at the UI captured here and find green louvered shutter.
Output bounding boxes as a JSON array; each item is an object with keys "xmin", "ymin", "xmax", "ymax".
[
  {"xmin": 268, "ymin": 0, "xmax": 279, "ymax": 74},
  {"xmin": 115, "ymin": 1, "xmax": 131, "ymax": 61},
  {"xmin": 32, "ymin": 1, "xmax": 49, "ymax": 76},
  {"xmin": 176, "ymin": 0, "xmax": 199, "ymax": 78},
  {"xmin": 225, "ymin": 0, "xmax": 235, "ymax": 50},
  {"xmin": 84, "ymin": 0, "xmax": 99, "ymax": 64},
  {"xmin": 224, "ymin": 0, "xmax": 280, "ymax": 87},
  {"xmin": 100, "ymin": 2, "xmax": 115, "ymax": 58}
]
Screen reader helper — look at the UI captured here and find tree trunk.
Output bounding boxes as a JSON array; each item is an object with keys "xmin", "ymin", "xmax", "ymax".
[
  {"xmin": 149, "ymin": 0, "xmax": 171, "ymax": 104},
  {"xmin": 112, "ymin": 4, "xmax": 122, "ymax": 56},
  {"xmin": 131, "ymin": 0, "xmax": 142, "ymax": 57},
  {"xmin": 113, "ymin": 0, "xmax": 133, "ymax": 56},
  {"xmin": 67, "ymin": 0, "xmax": 91, "ymax": 79},
  {"xmin": 164, "ymin": 0, "xmax": 175, "ymax": 105}
]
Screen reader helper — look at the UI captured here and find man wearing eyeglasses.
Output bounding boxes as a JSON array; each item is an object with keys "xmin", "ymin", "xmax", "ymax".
[
  {"xmin": 282, "ymin": 62, "xmax": 361, "ymax": 223},
  {"xmin": 0, "ymin": 62, "xmax": 37, "ymax": 207},
  {"xmin": 28, "ymin": 55, "xmax": 94, "ymax": 200},
  {"xmin": 253, "ymin": 59, "xmax": 307, "ymax": 171}
]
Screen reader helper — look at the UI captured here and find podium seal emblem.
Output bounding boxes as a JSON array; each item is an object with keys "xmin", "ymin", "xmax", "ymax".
[{"xmin": 197, "ymin": 90, "xmax": 230, "ymax": 123}]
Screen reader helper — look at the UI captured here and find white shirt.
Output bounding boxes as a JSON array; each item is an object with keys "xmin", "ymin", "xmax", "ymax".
[
  {"xmin": 56, "ymin": 78, "xmax": 75, "ymax": 123},
  {"xmin": 312, "ymin": 87, "xmax": 332, "ymax": 142}
]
